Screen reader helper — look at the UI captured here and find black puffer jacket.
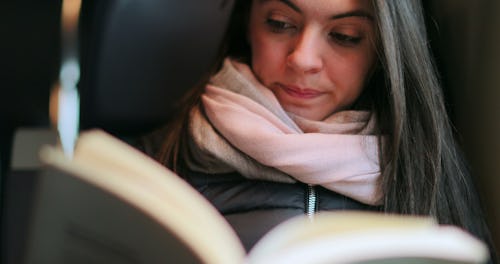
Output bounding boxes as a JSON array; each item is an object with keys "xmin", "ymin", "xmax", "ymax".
[{"xmin": 135, "ymin": 132, "xmax": 381, "ymax": 251}]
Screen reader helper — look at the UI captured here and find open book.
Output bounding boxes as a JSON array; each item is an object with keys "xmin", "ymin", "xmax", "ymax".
[{"xmin": 25, "ymin": 129, "xmax": 489, "ymax": 264}]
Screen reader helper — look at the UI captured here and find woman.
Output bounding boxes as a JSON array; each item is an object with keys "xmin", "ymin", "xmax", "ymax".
[{"xmin": 138, "ymin": 0, "xmax": 495, "ymax": 257}]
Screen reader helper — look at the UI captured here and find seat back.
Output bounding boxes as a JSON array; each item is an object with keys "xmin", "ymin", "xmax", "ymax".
[{"xmin": 78, "ymin": 0, "xmax": 234, "ymax": 136}]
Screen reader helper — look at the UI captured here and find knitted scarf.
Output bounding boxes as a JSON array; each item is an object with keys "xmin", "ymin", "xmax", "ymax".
[{"xmin": 186, "ymin": 59, "xmax": 382, "ymax": 205}]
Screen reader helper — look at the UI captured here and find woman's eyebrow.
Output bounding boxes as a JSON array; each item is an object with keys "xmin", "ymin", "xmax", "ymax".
[
  {"xmin": 279, "ymin": 0, "xmax": 301, "ymax": 13},
  {"xmin": 331, "ymin": 10, "xmax": 374, "ymax": 21},
  {"xmin": 260, "ymin": 0, "xmax": 373, "ymax": 21},
  {"xmin": 260, "ymin": 0, "xmax": 301, "ymax": 13}
]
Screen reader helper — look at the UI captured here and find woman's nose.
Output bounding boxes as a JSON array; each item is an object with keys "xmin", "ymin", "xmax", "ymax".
[{"xmin": 286, "ymin": 30, "xmax": 323, "ymax": 74}]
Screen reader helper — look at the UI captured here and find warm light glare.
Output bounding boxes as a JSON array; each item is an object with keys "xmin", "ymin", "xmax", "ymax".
[{"xmin": 61, "ymin": 0, "xmax": 82, "ymax": 32}]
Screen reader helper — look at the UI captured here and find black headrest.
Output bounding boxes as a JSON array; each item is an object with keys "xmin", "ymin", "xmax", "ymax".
[{"xmin": 78, "ymin": 0, "xmax": 234, "ymax": 136}]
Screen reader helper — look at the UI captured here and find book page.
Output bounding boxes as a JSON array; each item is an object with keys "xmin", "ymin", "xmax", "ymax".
[
  {"xmin": 246, "ymin": 211, "xmax": 489, "ymax": 264},
  {"xmin": 39, "ymin": 129, "xmax": 246, "ymax": 264},
  {"xmin": 25, "ymin": 168, "xmax": 204, "ymax": 263}
]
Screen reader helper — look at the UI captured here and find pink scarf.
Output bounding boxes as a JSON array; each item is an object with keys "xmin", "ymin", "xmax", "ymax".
[{"xmin": 188, "ymin": 59, "xmax": 382, "ymax": 205}]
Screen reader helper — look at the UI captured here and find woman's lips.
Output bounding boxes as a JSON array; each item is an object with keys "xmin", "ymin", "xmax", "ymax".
[{"xmin": 278, "ymin": 84, "xmax": 324, "ymax": 99}]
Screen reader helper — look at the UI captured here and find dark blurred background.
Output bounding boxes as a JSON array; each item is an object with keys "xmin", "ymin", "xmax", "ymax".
[
  {"xmin": 0, "ymin": 1, "xmax": 58, "ymax": 168},
  {"xmin": 0, "ymin": 0, "xmax": 499, "ymax": 258},
  {"xmin": 424, "ymin": 0, "xmax": 500, "ymax": 255}
]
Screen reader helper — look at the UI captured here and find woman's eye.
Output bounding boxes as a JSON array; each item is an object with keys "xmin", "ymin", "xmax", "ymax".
[
  {"xmin": 266, "ymin": 18, "xmax": 295, "ymax": 33},
  {"xmin": 330, "ymin": 32, "xmax": 362, "ymax": 46}
]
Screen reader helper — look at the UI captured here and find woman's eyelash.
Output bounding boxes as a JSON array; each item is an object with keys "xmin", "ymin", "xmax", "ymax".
[
  {"xmin": 266, "ymin": 18, "xmax": 295, "ymax": 32},
  {"xmin": 330, "ymin": 32, "xmax": 362, "ymax": 45},
  {"xmin": 265, "ymin": 18, "xmax": 363, "ymax": 46}
]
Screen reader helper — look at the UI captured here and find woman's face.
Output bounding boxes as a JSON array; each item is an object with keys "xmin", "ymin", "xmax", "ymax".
[{"xmin": 248, "ymin": 0, "xmax": 377, "ymax": 120}]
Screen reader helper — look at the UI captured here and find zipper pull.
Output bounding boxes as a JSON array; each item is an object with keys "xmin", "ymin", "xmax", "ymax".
[{"xmin": 306, "ymin": 184, "xmax": 317, "ymax": 221}]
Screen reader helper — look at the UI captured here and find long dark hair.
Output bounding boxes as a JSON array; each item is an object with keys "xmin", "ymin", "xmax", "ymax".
[
  {"xmin": 371, "ymin": 0, "xmax": 493, "ymax": 248},
  {"xmin": 157, "ymin": 0, "xmax": 494, "ymax": 253}
]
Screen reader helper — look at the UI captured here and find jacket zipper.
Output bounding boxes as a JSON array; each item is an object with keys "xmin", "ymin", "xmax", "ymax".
[{"xmin": 306, "ymin": 184, "xmax": 317, "ymax": 220}]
